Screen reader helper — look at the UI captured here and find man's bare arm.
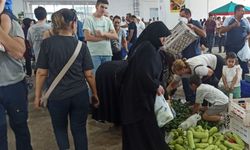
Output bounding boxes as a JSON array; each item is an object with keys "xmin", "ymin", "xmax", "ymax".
[
  {"xmin": 84, "ymin": 30, "xmax": 107, "ymax": 42},
  {"xmin": 0, "ymin": 27, "xmax": 25, "ymax": 59}
]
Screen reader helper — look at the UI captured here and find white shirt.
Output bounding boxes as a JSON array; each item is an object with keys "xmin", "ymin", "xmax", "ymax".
[
  {"xmin": 173, "ymin": 54, "xmax": 217, "ymax": 82},
  {"xmin": 216, "ymin": 20, "xmax": 222, "ymax": 29},
  {"xmin": 136, "ymin": 21, "xmax": 145, "ymax": 38},
  {"xmin": 196, "ymin": 84, "xmax": 229, "ymax": 105},
  {"xmin": 219, "ymin": 65, "xmax": 242, "ymax": 87}
]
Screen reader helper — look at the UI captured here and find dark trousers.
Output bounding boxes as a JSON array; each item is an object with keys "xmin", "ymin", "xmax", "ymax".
[
  {"xmin": 238, "ymin": 58, "xmax": 249, "ymax": 79},
  {"xmin": 25, "ymin": 57, "xmax": 32, "ymax": 77},
  {"xmin": 206, "ymin": 33, "xmax": 215, "ymax": 53},
  {"xmin": 0, "ymin": 80, "xmax": 32, "ymax": 150},
  {"xmin": 48, "ymin": 90, "xmax": 90, "ymax": 150},
  {"xmin": 182, "ymin": 78, "xmax": 195, "ymax": 102},
  {"xmin": 112, "ymin": 52, "xmax": 122, "ymax": 60},
  {"xmin": 215, "ymin": 35, "xmax": 225, "ymax": 53}
]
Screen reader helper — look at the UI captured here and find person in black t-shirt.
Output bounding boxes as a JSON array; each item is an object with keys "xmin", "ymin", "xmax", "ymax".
[
  {"xmin": 35, "ymin": 8, "xmax": 99, "ymax": 150},
  {"xmin": 126, "ymin": 13, "xmax": 137, "ymax": 49}
]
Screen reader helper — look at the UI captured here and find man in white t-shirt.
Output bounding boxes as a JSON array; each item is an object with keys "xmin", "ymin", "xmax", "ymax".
[
  {"xmin": 135, "ymin": 16, "xmax": 145, "ymax": 38},
  {"xmin": 27, "ymin": 6, "xmax": 50, "ymax": 63},
  {"xmin": 189, "ymin": 75, "xmax": 229, "ymax": 122},
  {"xmin": 83, "ymin": 0, "xmax": 118, "ymax": 73}
]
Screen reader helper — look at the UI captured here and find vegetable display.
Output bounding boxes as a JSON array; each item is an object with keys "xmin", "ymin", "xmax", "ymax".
[{"xmin": 168, "ymin": 126, "xmax": 245, "ymax": 150}]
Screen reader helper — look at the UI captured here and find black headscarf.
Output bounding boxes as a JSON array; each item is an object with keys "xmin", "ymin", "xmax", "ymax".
[{"xmin": 128, "ymin": 21, "xmax": 171, "ymax": 57}]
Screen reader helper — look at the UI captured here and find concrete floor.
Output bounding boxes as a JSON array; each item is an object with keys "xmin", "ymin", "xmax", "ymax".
[{"xmin": 7, "ymin": 87, "xmax": 122, "ymax": 150}]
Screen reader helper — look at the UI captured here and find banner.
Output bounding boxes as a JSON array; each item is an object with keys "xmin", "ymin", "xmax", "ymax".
[{"xmin": 170, "ymin": 0, "xmax": 185, "ymax": 13}]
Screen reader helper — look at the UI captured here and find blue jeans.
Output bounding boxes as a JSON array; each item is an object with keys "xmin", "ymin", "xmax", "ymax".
[
  {"xmin": 48, "ymin": 90, "xmax": 90, "ymax": 150},
  {"xmin": 0, "ymin": 80, "xmax": 32, "ymax": 150},
  {"xmin": 91, "ymin": 56, "xmax": 112, "ymax": 74}
]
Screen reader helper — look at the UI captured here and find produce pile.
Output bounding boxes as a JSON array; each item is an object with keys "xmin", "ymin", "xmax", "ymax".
[
  {"xmin": 168, "ymin": 126, "xmax": 245, "ymax": 150},
  {"xmin": 164, "ymin": 99, "xmax": 192, "ymax": 132},
  {"xmin": 164, "ymin": 99, "xmax": 223, "ymax": 132}
]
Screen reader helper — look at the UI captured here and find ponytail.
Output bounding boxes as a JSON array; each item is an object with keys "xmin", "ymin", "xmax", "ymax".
[
  {"xmin": 51, "ymin": 8, "xmax": 77, "ymax": 35},
  {"xmin": 172, "ymin": 58, "xmax": 189, "ymax": 73}
]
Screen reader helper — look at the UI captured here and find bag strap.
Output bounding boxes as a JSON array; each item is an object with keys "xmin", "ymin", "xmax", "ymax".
[
  {"xmin": 43, "ymin": 41, "xmax": 82, "ymax": 100},
  {"xmin": 193, "ymin": 64, "xmax": 204, "ymax": 75}
]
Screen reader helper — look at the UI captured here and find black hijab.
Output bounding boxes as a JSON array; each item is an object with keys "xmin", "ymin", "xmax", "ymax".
[{"xmin": 128, "ymin": 21, "xmax": 171, "ymax": 57}]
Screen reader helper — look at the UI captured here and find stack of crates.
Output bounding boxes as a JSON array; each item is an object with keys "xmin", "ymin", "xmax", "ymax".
[{"xmin": 228, "ymin": 98, "xmax": 250, "ymax": 149}]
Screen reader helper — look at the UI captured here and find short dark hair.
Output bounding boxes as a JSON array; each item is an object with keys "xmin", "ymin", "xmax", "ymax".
[
  {"xmin": 131, "ymin": 15, "xmax": 137, "ymax": 19},
  {"xmin": 126, "ymin": 13, "xmax": 132, "ymax": 17},
  {"xmin": 234, "ymin": 4, "xmax": 244, "ymax": 13},
  {"xmin": 180, "ymin": 8, "xmax": 191, "ymax": 16},
  {"xmin": 226, "ymin": 52, "xmax": 237, "ymax": 60},
  {"xmin": 113, "ymin": 15, "xmax": 121, "ymax": 21},
  {"xmin": 189, "ymin": 74, "xmax": 201, "ymax": 86},
  {"xmin": 96, "ymin": 0, "xmax": 109, "ymax": 5},
  {"xmin": 34, "ymin": 6, "xmax": 47, "ymax": 20}
]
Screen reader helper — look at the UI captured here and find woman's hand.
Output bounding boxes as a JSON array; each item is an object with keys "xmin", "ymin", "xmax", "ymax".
[
  {"xmin": 91, "ymin": 94, "xmax": 100, "ymax": 108},
  {"xmin": 34, "ymin": 97, "xmax": 41, "ymax": 109},
  {"xmin": 157, "ymin": 85, "xmax": 165, "ymax": 96}
]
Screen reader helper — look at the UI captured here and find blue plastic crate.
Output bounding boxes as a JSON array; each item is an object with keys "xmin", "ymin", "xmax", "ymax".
[
  {"xmin": 241, "ymin": 80, "xmax": 250, "ymax": 98},
  {"xmin": 245, "ymin": 74, "xmax": 250, "ymax": 83}
]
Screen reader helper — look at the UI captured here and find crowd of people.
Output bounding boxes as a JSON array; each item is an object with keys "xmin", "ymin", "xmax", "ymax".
[{"xmin": 0, "ymin": 0, "xmax": 250, "ymax": 150}]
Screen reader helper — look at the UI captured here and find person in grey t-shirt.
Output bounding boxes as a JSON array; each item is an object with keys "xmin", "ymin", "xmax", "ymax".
[
  {"xmin": 27, "ymin": 6, "xmax": 50, "ymax": 63},
  {"xmin": 0, "ymin": 3, "xmax": 32, "ymax": 149}
]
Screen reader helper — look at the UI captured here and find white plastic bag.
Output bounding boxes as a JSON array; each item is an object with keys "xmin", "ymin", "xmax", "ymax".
[
  {"xmin": 154, "ymin": 95, "xmax": 174, "ymax": 127},
  {"xmin": 178, "ymin": 113, "xmax": 201, "ymax": 130},
  {"xmin": 237, "ymin": 41, "xmax": 250, "ymax": 62}
]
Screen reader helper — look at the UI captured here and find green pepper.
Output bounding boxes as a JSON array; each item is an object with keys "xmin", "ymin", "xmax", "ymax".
[
  {"xmin": 175, "ymin": 144, "xmax": 185, "ymax": 150},
  {"xmin": 201, "ymin": 136, "xmax": 208, "ymax": 143},
  {"xmin": 174, "ymin": 136, "xmax": 184, "ymax": 145},
  {"xmin": 224, "ymin": 140, "xmax": 244, "ymax": 150},
  {"xmin": 209, "ymin": 127, "xmax": 218, "ymax": 136},
  {"xmin": 232, "ymin": 133, "xmax": 245, "ymax": 147},
  {"xmin": 193, "ymin": 138, "xmax": 200, "ymax": 143},
  {"xmin": 208, "ymin": 136, "xmax": 213, "ymax": 144},
  {"xmin": 204, "ymin": 145, "xmax": 215, "ymax": 150},
  {"xmin": 218, "ymin": 144, "xmax": 227, "ymax": 150},
  {"xmin": 214, "ymin": 135, "xmax": 224, "ymax": 145},
  {"xmin": 193, "ymin": 131, "xmax": 209, "ymax": 139},
  {"xmin": 187, "ymin": 131, "xmax": 195, "ymax": 149},
  {"xmin": 195, "ymin": 143, "xmax": 209, "ymax": 148}
]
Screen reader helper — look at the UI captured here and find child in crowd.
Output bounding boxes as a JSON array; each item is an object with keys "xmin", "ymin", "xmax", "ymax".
[
  {"xmin": 219, "ymin": 52, "xmax": 242, "ymax": 98},
  {"xmin": 189, "ymin": 74, "xmax": 229, "ymax": 122}
]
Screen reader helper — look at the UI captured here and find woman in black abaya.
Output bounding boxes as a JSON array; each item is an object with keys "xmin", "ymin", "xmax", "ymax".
[{"xmin": 120, "ymin": 21, "xmax": 171, "ymax": 150}]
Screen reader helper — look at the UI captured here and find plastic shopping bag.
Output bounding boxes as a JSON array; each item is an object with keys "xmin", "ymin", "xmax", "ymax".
[
  {"xmin": 237, "ymin": 41, "xmax": 250, "ymax": 62},
  {"xmin": 154, "ymin": 95, "xmax": 174, "ymax": 127},
  {"xmin": 178, "ymin": 113, "xmax": 201, "ymax": 130}
]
